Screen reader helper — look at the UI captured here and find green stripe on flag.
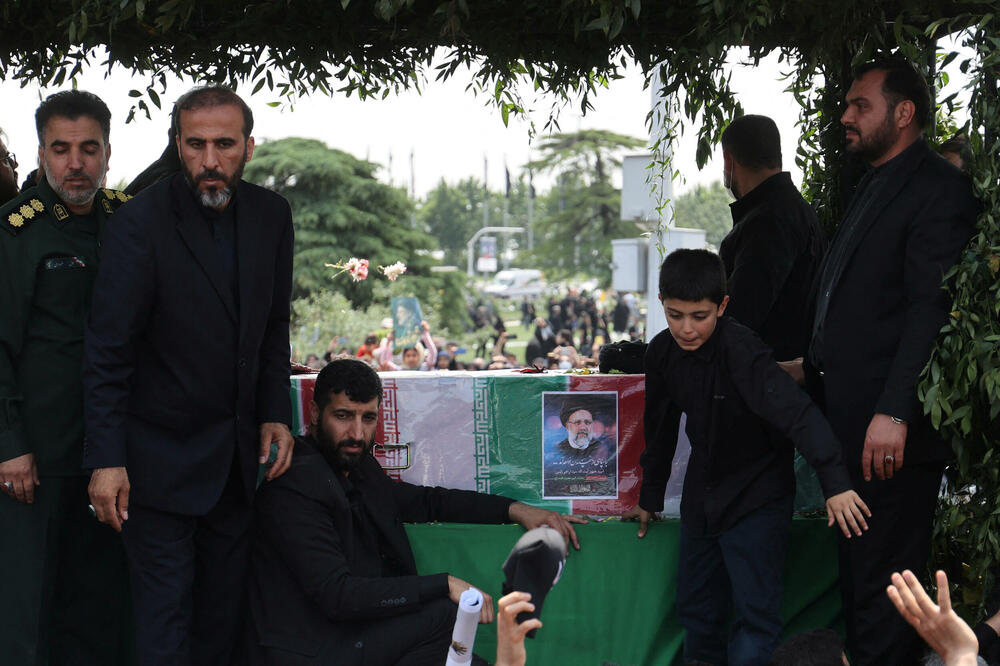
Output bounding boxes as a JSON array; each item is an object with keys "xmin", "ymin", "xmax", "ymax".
[{"xmin": 483, "ymin": 375, "xmax": 571, "ymax": 513}]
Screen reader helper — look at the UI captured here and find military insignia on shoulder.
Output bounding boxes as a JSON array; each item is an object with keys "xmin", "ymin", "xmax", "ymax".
[
  {"xmin": 101, "ymin": 188, "xmax": 132, "ymax": 214},
  {"xmin": 53, "ymin": 203, "xmax": 69, "ymax": 221},
  {"xmin": 3, "ymin": 198, "xmax": 46, "ymax": 235}
]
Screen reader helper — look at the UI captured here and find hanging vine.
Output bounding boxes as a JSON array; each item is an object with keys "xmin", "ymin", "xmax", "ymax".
[{"xmin": 919, "ymin": 14, "xmax": 1000, "ymax": 619}]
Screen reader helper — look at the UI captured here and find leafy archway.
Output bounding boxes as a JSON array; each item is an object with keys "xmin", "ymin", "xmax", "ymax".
[{"xmin": 3, "ymin": 0, "xmax": 996, "ymax": 615}]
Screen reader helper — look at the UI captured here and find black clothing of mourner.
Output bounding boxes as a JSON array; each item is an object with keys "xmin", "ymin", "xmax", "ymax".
[
  {"xmin": 202, "ymin": 202, "xmax": 238, "ymax": 310},
  {"xmin": 720, "ymin": 172, "xmax": 825, "ymax": 361},
  {"xmin": 84, "ymin": 170, "xmax": 294, "ymax": 666},
  {"xmin": 804, "ymin": 136, "xmax": 978, "ymax": 666},
  {"xmin": 639, "ymin": 316, "xmax": 851, "ymax": 536},
  {"xmin": 249, "ymin": 435, "xmax": 516, "ymax": 665}
]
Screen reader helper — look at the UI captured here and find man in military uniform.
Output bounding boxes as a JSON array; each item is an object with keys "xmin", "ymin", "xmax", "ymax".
[{"xmin": 0, "ymin": 90, "xmax": 132, "ymax": 664}]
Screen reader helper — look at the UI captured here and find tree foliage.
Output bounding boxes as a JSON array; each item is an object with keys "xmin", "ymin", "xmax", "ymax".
[
  {"xmin": 673, "ymin": 181, "xmax": 732, "ymax": 248},
  {"xmin": 525, "ymin": 129, "xmax": 645, "ymax": 283},
  {"xmin": 243, "ymin": 137, "xmax": 426, "ymax": 303},
  {"xmin": 419, "ymin": 178, "xmax": 492, "ymax": 267},
  {"xmin": 3, "ymin": 0, "xmax": 998, "ymax": 619},
  {"xmin": 243, "ymin": 138, "xmax": 469, "ymax": 337},
  {"xmin": 914, "ymin": 16, "xmax": 1000, "ymax": 618}
]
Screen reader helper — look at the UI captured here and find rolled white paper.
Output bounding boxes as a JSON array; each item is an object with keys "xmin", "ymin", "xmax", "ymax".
[{"xmin": 445, "ymin": 587, "xmax": 483, "ymax": 666}]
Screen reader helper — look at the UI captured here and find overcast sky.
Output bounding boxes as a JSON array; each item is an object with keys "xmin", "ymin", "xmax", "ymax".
[{"xmin": 0, "ymin": 43, "xmax": 970, "ymax": 200}]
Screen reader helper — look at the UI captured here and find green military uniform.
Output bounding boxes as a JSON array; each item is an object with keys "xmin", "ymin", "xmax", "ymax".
[{"xmin": 0, "ymin": 178, "xmax": 134, "ymax": 664}]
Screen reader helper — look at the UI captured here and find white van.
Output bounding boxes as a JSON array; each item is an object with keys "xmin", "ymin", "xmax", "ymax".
[{"xmin": 483, "ymin": 269, "xmax": 546, "ymax": 298}]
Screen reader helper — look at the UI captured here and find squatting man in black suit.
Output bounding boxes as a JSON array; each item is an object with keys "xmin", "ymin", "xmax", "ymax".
[
  {"xmin": 249, "ymin": 358, "xmax": 585, "ymax": 665},
  {"xmin": 84, "ymin": 85, "xmax": 296, "ymax": 665}
]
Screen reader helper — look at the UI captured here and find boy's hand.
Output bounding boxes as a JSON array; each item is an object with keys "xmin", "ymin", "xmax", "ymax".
[
  {"xmin": 622, "ymin": 506, "xmax": 656, "ymax": 538},
  {"xmin": 825, "ymin": 490, "xmax": 871, "ymax": 538}
]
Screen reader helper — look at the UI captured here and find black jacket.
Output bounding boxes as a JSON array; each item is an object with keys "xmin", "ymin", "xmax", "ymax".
[
  {"xmin": 720, "ymin": 172, "xmax": 825, "ymax": 361},
  {"xmin": 82, "ymin": 173, "xmax": 294, "ymax": 513},
  {"xmin": 809, "ymin": 138, "xmax": 978, "ymax": 466},
  {"xmin": 249, "ymin": 436, "xmax": 515, "ymax": 665},
  {"xmin": 640, "ymin": 316, "xmax": 851, "ymax": 535}
]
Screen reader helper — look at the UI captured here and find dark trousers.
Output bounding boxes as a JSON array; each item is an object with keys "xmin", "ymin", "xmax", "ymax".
[
  {"xmin": 676, "ymin": 494, "xmax": 793, "ymax": 666},
  {"xmin": 839, "ymin": 462, "xmax": 943, "ymax": 666},
  {"xmin": 122, "ymin": 463, "xmax": 251, "ymax": 666},
  {"xmin": 0, "ymin": 475, "xmax": 132, "ymax": 665}
]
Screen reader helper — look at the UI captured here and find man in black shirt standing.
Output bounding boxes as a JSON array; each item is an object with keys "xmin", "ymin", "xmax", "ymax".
[
  {"xmin": 807, "ymin": 57, "xmax": 978, "ymax": 665},
  {"xmin": 629, "ymin": 249, "xmax": 869, "ymax": 666},
  {"xmin": 719, "ymin": 114, "xmax": 825, "ymax": 362},
  {"xmin": 249, "ymin": 358, "xmax": 585, "ymax": 665}
]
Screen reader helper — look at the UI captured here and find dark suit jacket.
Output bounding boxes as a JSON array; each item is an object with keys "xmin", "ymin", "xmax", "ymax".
[
  {"xmin": 249, "ymin": 436, "xmax": 514, "ymax": 665},
  {"xmin": 811, "ymin": 138, "xmax": 978, "ymax": 466},
  {"xmin": 720, "ymin": 172, "xmax": 825, "ymax": 361},
  {"xmin": 82, "ymin": 173, "xmax": 293, "ymax": 514}
]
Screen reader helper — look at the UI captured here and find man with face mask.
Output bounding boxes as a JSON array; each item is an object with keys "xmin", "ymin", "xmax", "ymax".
[
  {"xmin": 718, "ymin": 114, "xmax": 825, "ymax": 363},
  {"xmin": 84, "ymin": 85, "xmax": 296, "ymax": 665},
  {"xmin": 0, "ymin": 91, "xmax": 131, "ymax": 664},
  {"xmin": 807, "ymin": 57, "xmax": 978, "ymax": 665},
  {"xmin": 249, "ymin": 358, "xmax": 586, "ymax": 665}
]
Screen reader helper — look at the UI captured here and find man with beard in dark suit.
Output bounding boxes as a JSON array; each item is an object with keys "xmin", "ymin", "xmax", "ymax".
[
  {"xmin": 84, "ymin": 85, "xmax": 295, "ymax": 665},
  {"xmin": 249, "ymin": 358, "xmax": 585, "ymax": 665},
  {"xmin": 807, "ymin": 57, "xmax": 979, "ymax": 666}
]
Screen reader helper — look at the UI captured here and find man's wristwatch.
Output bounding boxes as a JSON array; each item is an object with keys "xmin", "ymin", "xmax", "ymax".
[{"xmin": 890, "ymin": 415, "xmax": 907, "ymax": 425}]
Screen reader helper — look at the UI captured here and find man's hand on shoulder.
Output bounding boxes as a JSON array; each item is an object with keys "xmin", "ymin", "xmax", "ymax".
[
  {"xmin": 0, "ymin": 453, "xmax": 39, "ymax": 504},
  {"xmin": 447, "ymin": 575, "xmax": 494, "ymax": 624},
  {"xmin": 507, "ymin": 501, "xmax": 587, "ymax": 554},
  {"xmin": 260, "ymin": 422, "xmax": 294, "ymax": 481},
  {"xmin": 862, "ymin": 413, "xmax": 907, "ymax": 481},
  {"xmin": 88, "ymin": 466, "xmax": 129, "ymax": 532}
]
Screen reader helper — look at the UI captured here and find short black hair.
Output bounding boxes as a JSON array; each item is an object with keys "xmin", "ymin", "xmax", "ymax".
[
  {"xmin": 658, "ymin": 249, "xmax": 727, "ymax": 305},
  {"xmin": 939, "ymin": 133, "xmax": 972, "ymax": 171},
  {"xmin": 35, "ymin": 90, "xmax": 111, "ymax": 144},
  {"xmin": 854, "ymin": 57, "xmax": 931, "ymax": 130},
  {"xmin": 172, "ymin": 85, "xmax": 254, "ymax": 139},
  {"xmin": 313, "ymin": 358, "xmax": 383, "ymax": 411},
  {"xmin": 721, "ymin": 114, "xmax": 782, "ymax": 170},
  {"xmin": 770, "ymin": 628, "xmax": 845, "ymax": 665}
]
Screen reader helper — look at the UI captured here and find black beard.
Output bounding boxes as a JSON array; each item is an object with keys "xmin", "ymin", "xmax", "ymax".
[
  {"xmin": 845, "ymin": 109, "xmax": 898, "ymax": 164},
  {"xmin": 314, "ymin": 422, "xmax": 374, "ymax": 473}
]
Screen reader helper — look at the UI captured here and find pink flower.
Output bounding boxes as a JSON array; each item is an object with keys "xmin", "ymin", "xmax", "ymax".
[
  {"xmin": 351, "ymin": 258, "xmax": 370, "ymax": 281},
  {"xmin": 326, "ymin": 257, "xmax": 403, "ymax": 282},
  {"xmin": 380, "ymin": 261, "xmax": 407, "ymax": 281},
  {"xmin": 325, "ymin": 258, "xmax": 369, "ymax": 282}
]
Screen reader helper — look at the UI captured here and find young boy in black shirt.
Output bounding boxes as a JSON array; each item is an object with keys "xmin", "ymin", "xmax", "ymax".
[{"xmin": 628, "ymin": 249, "xmax": 870, "ymax": 666}]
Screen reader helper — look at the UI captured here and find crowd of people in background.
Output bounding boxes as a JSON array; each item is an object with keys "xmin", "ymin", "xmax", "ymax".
[{"xmin": 295, "ymin": 289, "xmax": 644, "ymax": 374}]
